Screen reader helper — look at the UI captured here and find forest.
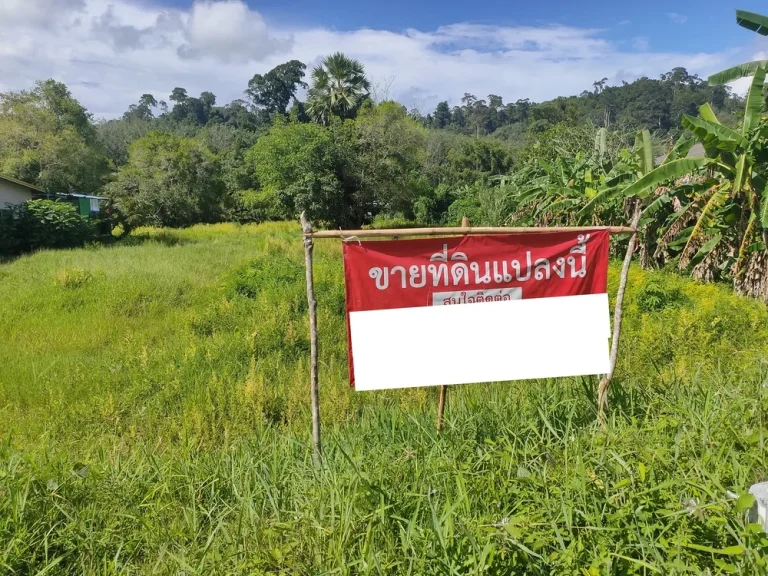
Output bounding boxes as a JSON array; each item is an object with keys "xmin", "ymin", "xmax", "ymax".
[{"xmin": 0, "ymin": 55, "xmax": 744, "ymax": 231}]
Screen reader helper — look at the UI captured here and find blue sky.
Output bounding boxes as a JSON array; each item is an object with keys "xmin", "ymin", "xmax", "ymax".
[
  {"xmin": 0, "ymin": 0, "xmax": 764, "ymax": 118},
  {"xmin": 228, "ymin": 0, "xmax": 761, "ymax": 53}
]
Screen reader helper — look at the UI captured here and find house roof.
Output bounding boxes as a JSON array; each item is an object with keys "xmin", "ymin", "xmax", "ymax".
[
  {"xmin": 0, "ymin": 173, "xmax": 45, "ymax": 193},
  {"xmin": 0, "ymin": 174, "xmax": 106, "ymax": 199},
  {"xmin": 64, "ymin": 193, "xmax": 108, "ymax": 200}
]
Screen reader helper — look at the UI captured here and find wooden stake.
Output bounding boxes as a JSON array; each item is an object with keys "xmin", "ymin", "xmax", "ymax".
[
  {"xmin": 309, "ymin": 225, "xmax": 636, "ymax": 239},
  {"xmin": 436, "ymin": 216, "xmax": 471, "ymax": 433},
  {"xmin": 597, "ymin": 202, "xmax": 642, "ymax": 425},
  {"xmin": 300, "ymin": 211, "xmax": 321, "ymax": 463},
  {"xmin": 437, "ymin": 385, "xmax": 447, "ymax": 433}
]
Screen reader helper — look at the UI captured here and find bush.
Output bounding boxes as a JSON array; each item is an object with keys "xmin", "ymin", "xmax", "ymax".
[
  {"xmin": 636, "ymin": 277, "xmax": 686, "ymax": 312},
  {"xmin": 0, "ymin": 200, "xmax": 97, "ymax": 256},
  {"xmin": 105, "ymin": 131, "xmax": 224, "ymax": 229},
  {"xmin": 230, "ymin": 188, "xmax": 286, "ymax": 223}
]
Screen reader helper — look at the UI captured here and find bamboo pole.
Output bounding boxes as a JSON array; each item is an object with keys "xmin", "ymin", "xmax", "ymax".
[
  {"xmin": 436, "ymin": 216, "xmax": 471, "ymax": 433},
  {"xmin": 309, "ymin": 225, "xmax": 635, "ymax": 239},
  {"xmin": 597, "ymin": 202, "xmax": 643, "ymax": 425},
  {"xmin": 300, "ymin": 211, "xmax": 321, "ymax": 463}
]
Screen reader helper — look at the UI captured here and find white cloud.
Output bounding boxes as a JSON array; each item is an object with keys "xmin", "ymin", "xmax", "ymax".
[
  {"xmin": 0, "ymin": 0, "xmax": 85, "ymax": 28},
  {"xmin": 618, "ymin": 20, "xmax": 631, "ymax": 26},
  {"xmin": 667, "ymin": 13, "xmax": 688, "ymax": 24},
  {"xmin": 632, "ymin": 37, "xmax": 649, "ymax": 51},
  {"xmin": 177, "ymin": 1, "xmax": 292, "ymax": 63},
  {"xmin": 0, "ymin": 0, "xmax": 740, "ymax": 118}
]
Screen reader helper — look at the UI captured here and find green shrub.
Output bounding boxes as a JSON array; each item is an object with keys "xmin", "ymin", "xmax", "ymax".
[
  {"xmin": 0, "ymin": 200, "xmax": 97, "ymax": 256},
  {"xmin": 636, "ymin": 277, "xmax": 686, "ymax": 312},
  {"xmin": 231, "ymin": 188, "xmax": 286, "ymax": 223},
  {"xmin": 364, "ymin": 213, "xmax": 420, "ymax": 229}
]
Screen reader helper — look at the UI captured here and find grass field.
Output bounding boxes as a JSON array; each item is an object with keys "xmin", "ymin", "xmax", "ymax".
[{"xmin": 2, "ymin": 222, "xmax": 768, "ymax": 574}]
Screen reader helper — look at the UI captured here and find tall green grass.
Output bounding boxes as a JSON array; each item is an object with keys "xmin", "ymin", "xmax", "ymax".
[{"xmin": 1, "ymin": 222, "xmax": 768, "ymax": 573}]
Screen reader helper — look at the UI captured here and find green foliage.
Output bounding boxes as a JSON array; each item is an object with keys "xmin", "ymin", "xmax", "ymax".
[
  {"xmin": 743, "ymin": 66, "xmax": 767, "ymax": 135},
  {"xmin": 0, "ymin": 80, "xmax": 107, "ymax": 193},
  {"xmin": 737, "ymin": 10, "xmax": 768, "ymax": 34},
  {"xmin": 709, "ymin": 11, "xmax": 768, "ymax": 84},
  {"xmin": 245, "ymin": 119, "xmax": 360, "ymax": 226},
  {"xmin": 681, "ymin": 115, "xmax": 745, "ymax": 152},
  {"xmin": 106, "ymin": 131, "xmax": 225, "ymax": 229},
  {"xmin": 246, "ymin": 60, "xmax": 308, "ymax": 115},
  {"xmin": 231, "ymin": 188, "xmax": 283, "ymax": 223},
  {"xmin": 355, "ymin": 101, "xmax": 429, "ymax": 216},
  {"xmin": 2, "ymin": 224, "xmax": 768, "ymax": 573},
  {"xmin": 709, "ymin": 61, "xmax": 768, "ymax": 85},
  {"xmin": 0, "ymin": 200, "xmax": 97, "ymax": 255},
  {"xmin": 425, "ymin": 68, "xmax": 742, "ymax": 139},
  {"xmin": 635, "ymin": 277, "xmax": 686, "ymax": 312},
  {"xmin": 651, "ymin": 41, "xmax": 768, "ymax": 284},
  {"xmin": 96, "ymin": 117, "xmax": 152, "ymax": 168},
  {"xmin": 122, "ymin": 94, "xmax": 159, "ymax": 122},
  {"xmin": 365, "ymin": 213, "xmax": 421, "ymax": 229},
  {"xmin": 446, "ymin": 179, "xmax": 517, "ymax": 226},
  {"xmin": 621, "ymin": 158, "xmax": 711, "ymax": 199},
  {"xmin": 445, "ymin": 137, "xmax": 515, "ymax": 184},
  {"xmin": 307, "ymin": 52, "xmax": 371, "ymax": 125}
]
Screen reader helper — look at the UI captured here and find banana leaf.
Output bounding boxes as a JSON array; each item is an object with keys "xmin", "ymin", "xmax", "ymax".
[
  {"xmin": 545, "ymin": 198, "xmax": 583, "ymax": 215},
  {"xmin": 699, "ymin": 103, "xmax": 720, "ymax": 124},
  {"xmin": 737, "ymin": 10, "xmax": 768, "ymax": 35},
  {"xmin": 634, "ymin": 129, "xmax": 654, "ymax": 175},
  {"xmin": 578, "ymin": 185, "xmax": 623, "ymax": 216},
  {"xmin": 743, "ymin": 65, "xmax": 767, "ymax": 135},
  {"xmin": 733, "ymin": 154, "xmax": 747, "ymax": 194},
  {"xmin": 681, "ymin": 182, "xmax": 730, "ymax": 259},
  {"xmin": 760, "ymin": 190, "xmax": 768, "ymax": 229},
  {"xmin": 737, "ymin": 211, "xmax": 758, "ymax": 271},
  {"xmin": 604, "ymin": 172, "xmax": 634, "ymax": 187},
  {"xmin": 708, "ymin": 61, "xmax": 768, "ymax": 85},
  {"xmin": 620, "ymin": 158, "xmax": 711, "ymax": 199},
  {"xmin": 641, "ymin": 193, "xmax": 670, "ymax": 218},
  {"xmin": 669, "ymin": 226, "xmax": 694, "ymax": 249},
  {"xmin": 689, "ymin": 233, "xmax": 723, "ymax": 268},
  {"xmin": 662, "ymin": 135, "xmax": 695, "ymax": 164},
  {"xmin": 594, "ymin": 127, "xmax": 607, "ymax": 160},
  {"xmin": 681, "ymin": 115, "xmax": 746, "ymax": 152},
  {"xmin": 537, "ymin": 158, "xmax": 556, "ymax": 179}
]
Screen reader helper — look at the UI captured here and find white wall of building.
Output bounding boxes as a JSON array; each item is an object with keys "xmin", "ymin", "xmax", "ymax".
[{"xmin": 0, "ymin": 179, "xmax": 33, "ymax": 207}]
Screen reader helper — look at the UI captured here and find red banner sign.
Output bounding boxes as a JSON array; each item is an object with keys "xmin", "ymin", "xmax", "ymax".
[{"xmin": 342, "ymin": 231, "xmax": 610, "ymax": 387}]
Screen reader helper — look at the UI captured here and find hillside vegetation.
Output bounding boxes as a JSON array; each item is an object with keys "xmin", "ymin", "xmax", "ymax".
[{"xmin": 2, "ymin": 223, "xmax": 768, "ymax": 573}]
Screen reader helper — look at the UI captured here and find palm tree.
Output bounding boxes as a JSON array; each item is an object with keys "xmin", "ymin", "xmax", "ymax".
[{"xmin": 306, "ymin": 52, "xmax": 371, "ymax": 125}]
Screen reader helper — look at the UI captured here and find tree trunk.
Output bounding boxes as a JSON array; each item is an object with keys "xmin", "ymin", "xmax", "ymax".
[
  {"xmin": 734, "ymin": 250, "xmax": 768, "ymax": 302},
  {"xmin": 300, "ymin": 212, "xmax": 321, "ymax": 463}
]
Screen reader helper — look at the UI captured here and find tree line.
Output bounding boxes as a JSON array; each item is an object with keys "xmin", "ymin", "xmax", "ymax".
[
  {"xmin": 419, "ymin": 67, "xmax": 742, "ymax": 139},
  {"xmin": 0, "ymin": 50, "xmax": 746, "ymax": 237}
]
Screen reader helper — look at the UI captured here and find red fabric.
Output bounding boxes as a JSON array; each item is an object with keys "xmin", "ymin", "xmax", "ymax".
[{"xmin": 342, "ymin": 231, "xmax": 610, "ymax": 387}]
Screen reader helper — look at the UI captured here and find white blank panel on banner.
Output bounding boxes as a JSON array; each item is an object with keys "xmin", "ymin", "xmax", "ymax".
[{"xmin": 349, "ymin": 293, "xmax": 610, "ymax": 391}]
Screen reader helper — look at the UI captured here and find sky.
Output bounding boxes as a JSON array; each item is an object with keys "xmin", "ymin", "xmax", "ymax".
[{"xmin": 1, "ymin": 0, "xmax": 766, "ymax": 119}]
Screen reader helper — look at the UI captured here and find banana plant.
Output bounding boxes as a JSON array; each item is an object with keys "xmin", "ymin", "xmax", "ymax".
[
  {"xmin": 505, "ymin": 149, "xmax": 606, "ymax": 227},
  {"xmin": 709, "ymin": 10, "xmax": 768, "ymax": 83},
  {"xmin": 578, "ymin": 129, "xmax": 695, "ymax": 223},
  {"xmin": 652, "ymin": 64, "xmax": 768, "ymax": 276}
]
